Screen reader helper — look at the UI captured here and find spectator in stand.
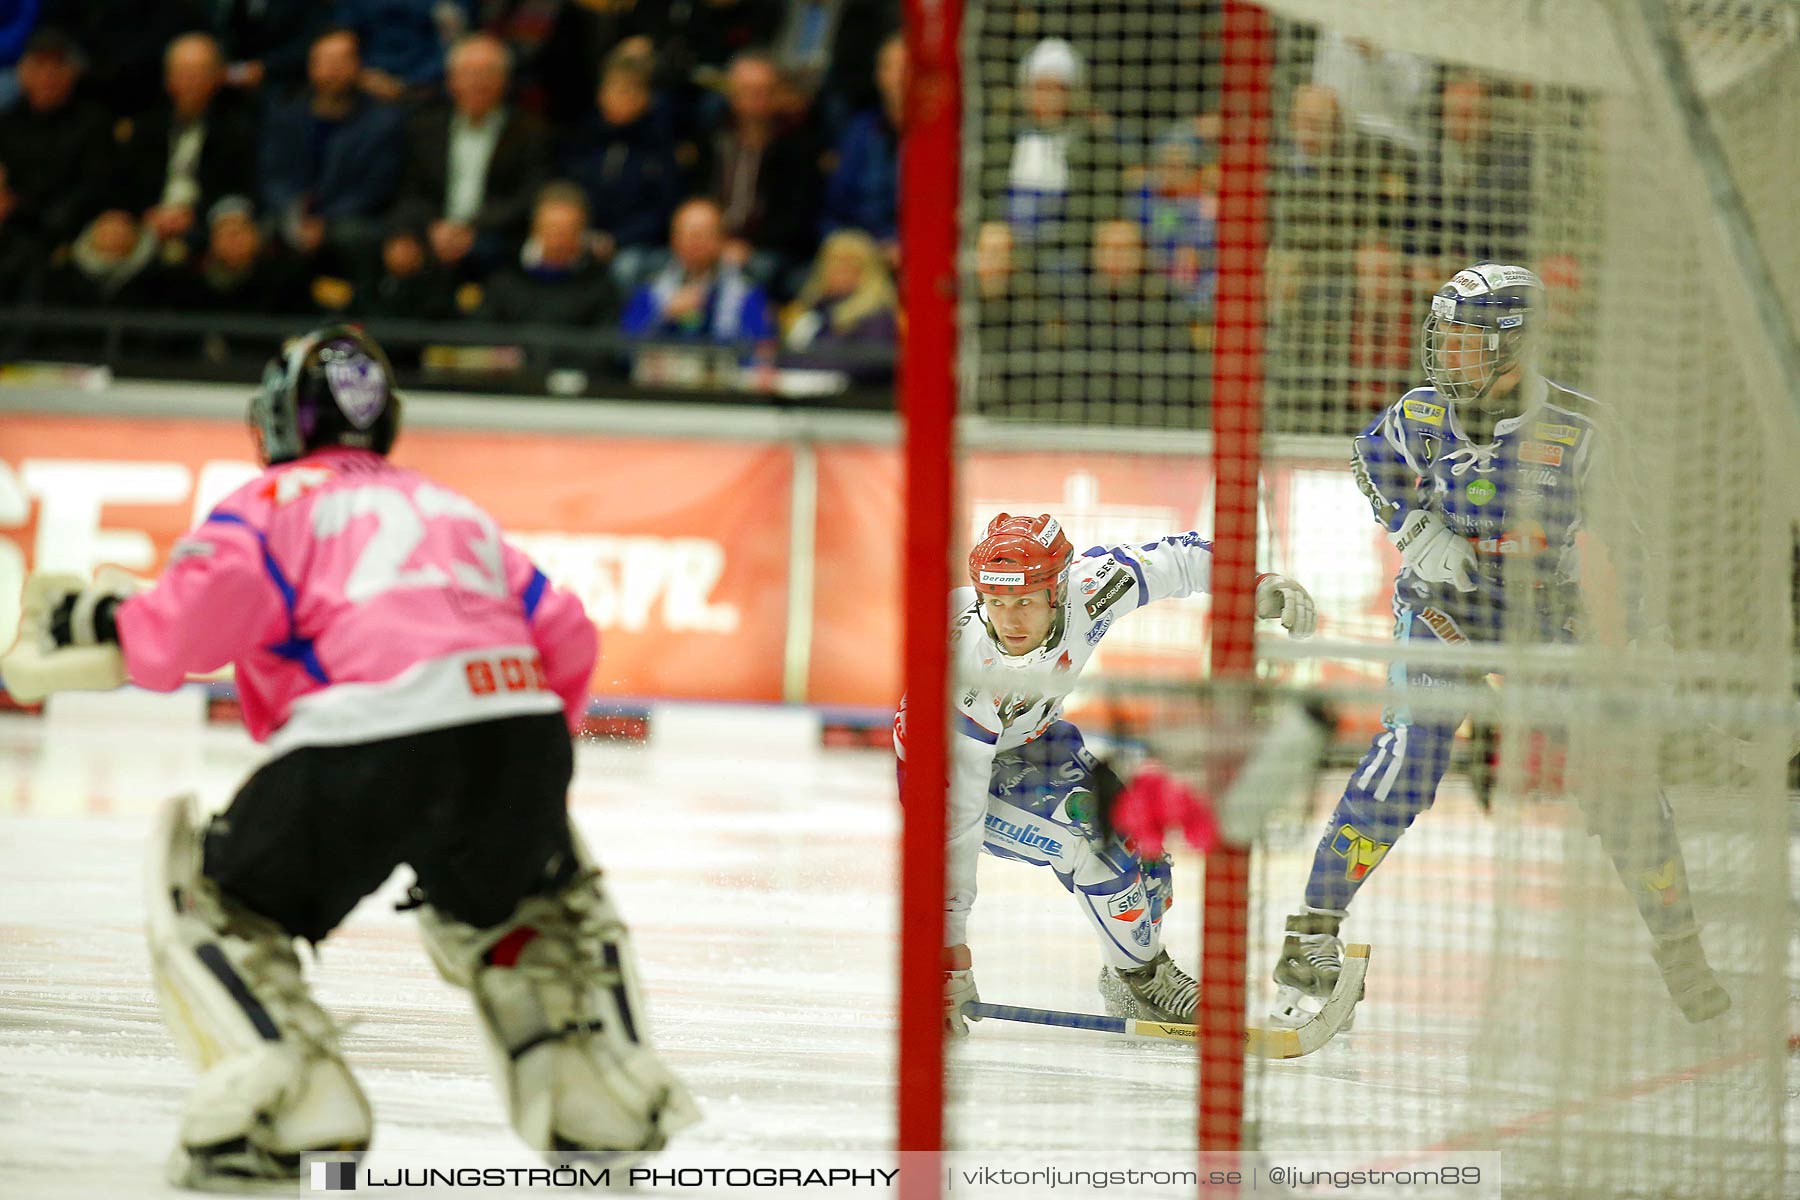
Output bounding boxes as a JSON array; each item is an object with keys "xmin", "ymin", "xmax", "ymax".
[
  {"xmin": 971, "ymin": 218, "xmax": 1040, "ymax": 412},
  {"xmin": 0, "ymin": 29, "xmax": 112, "ymax": 249},
  {"xmin": 38, "ymin": 0, "xmax": 206, "ymax": 117},
  {"xmin": 0, "ymin": 1, "xmax": 39, "ymax": 111},
  {"xmin": 166, "ymin": 195, "xmax": 308, "ymax": 314},
  {"xmin": 698, "ymin": 50, "xmax": 822, "ymax": 291},
  {"xmin": 622, "ymin": 196, "xmax": 773, "ymax": 343},
  {"xmin": 992, "ymin": 37, "xmax": 1122, "ymax": 276},
  {"xmin": 208, "ymin": 0, "xmax": 330, "ymax": 96},
  {"xmin": 1064, "ymin": 218, "xmax": 1201, "ymax": 423},
  {"xmin": 1266, "ymin": 82, "xmax": 1418, "ymax": 427},
  {"xmin": 354, "ymin": 223, "xmax": 459, "ymax": 321},
  {"xmin": 821, "ymin": 31, "xmax": 902, "ymax": 256},
  {"xmin": 560, "ymin": 49, "xmax": 679, "ymax": 286},
  {"xmin": 817, "ymin": 0, "xmax": 901, "ymax": 138},
  {"xmin": 41, "ymin": 208, "xmax": 165, "ymax": 308},
  {"xmin": 1133, "ymin": 122, "xmax": 1219, "ymax": 314},
  {"xmin": 1347, "ymin": 239, "xmax": 1414, "ymax": 411},
  {"xmin": 783, "ymin": 229, "xmax": 897, "ymax": 379},
  {"xmin": 120, "ymin": 33, "xmax": 260, "ymax": 259},
  {"xmin": 1409, "ymin": 71, "xmax": 1532, "ymax": 279},
  {"xmin": 260, "ymin": 27, "xmax": 405, "ymax": 275},
  {"xmin": 479, "ymin": 182, "xmax": 619, "ymax": 327},
  {"xmin": 395, "ymin": 32, "xmax": 547, "ymax": 278},
  {"xmin": 335, "ymin": 0, "xmax": 474, "ymax": 101}
]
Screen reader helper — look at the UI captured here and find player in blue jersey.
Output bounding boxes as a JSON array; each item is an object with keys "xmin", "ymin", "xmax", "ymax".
[{"xmin": 1271, "ymin": 262, "xmax": 1730, "ymax": 1026}]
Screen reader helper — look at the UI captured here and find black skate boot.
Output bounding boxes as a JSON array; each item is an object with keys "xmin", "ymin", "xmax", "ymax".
[
  {"xmin": 1097, "ymin": 950, "xmax": 1198, "ymax": 1023},
  {"xmin": 1651, "ymin": 929, "xmax": 1731, "ymax": 1023}
]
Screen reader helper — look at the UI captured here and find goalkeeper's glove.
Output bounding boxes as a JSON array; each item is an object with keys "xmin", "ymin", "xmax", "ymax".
[
  {"xmin": 1, "ymin": 570, "xmax": 139, "ymax": 703},
  {"xmin": 1390, "ymin": 509, "xmax": 1477, "ymax": 592},
  {"xmin": 1254, "ymin": 573, "xmax": 1317, "ymax": 638}
]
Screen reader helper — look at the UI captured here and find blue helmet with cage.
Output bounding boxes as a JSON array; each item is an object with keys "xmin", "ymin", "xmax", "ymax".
[
  {"xmin": 1421, "ymin": 262, "xmax": 1544, "ymax": 405},
  {"xmin": 248, "ymin": 324, "xmax": 401, "ymax": 466}
]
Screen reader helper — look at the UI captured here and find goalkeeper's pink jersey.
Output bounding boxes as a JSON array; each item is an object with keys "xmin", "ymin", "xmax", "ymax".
[{"xmin": 115, "ymin": 447, "xmax": 597, "ymax": 750}]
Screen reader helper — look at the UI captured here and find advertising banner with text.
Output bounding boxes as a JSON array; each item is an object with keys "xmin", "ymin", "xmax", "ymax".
[
  {"xmin": 0, "ymin": 415, "xmax": 792, "ymax": 702},
  {"xmin": 2, "ymin": 411, "xmax": 1394, "ymax": 713}
]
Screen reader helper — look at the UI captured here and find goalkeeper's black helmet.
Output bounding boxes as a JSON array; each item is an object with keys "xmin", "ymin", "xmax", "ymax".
[
  {"xmin": 1421, "ymin": 262, "xmax": 1543, "ymax": 405},
  {"xmin": 249, "ymin": 324, "xmax": 401, "ymax": 466}
]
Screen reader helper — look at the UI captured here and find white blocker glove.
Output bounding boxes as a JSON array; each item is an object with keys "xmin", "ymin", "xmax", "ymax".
[
  {"xmin": 1254, "ymin": 573, "xmax": 1317, "ymax": 639},
  {"xmin": 1390, "ymin": 509, "xmax": 1478, "ymax": 593},
  {"xmin": 1, "ymin": 569, "xmax": 142, "ymax": 703},
  {"xmin": 943, "ymin": 944, "xmax": 980, "ymax": 1038}
]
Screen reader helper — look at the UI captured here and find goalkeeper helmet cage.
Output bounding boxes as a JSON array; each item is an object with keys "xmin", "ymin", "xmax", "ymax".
[
  {"xmin": 1421, "ymin": 262, "xmax": 1544, "ymax": 404},
  {"xmin": 249, "ymin": 324, "xmax": 402, "ymax": 466}
]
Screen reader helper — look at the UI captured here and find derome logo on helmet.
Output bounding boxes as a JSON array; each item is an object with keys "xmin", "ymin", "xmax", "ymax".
[
  {"xmin": 310, "ymin": 1159, "xmax": 357, "ymax": 1191},
  {"xmin": 978, "ymin": 570, "xmax": 1027, "ymax": 587}
]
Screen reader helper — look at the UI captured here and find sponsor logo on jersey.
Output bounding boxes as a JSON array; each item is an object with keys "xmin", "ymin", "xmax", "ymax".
[
  {"xmin": 1521, "ymin": 468, "xmax": 1559, "ymax": 488},
  {"xmin": 961, "ymin": 688, "xmax": 978, "ymax": 708},
  {"xmin": 1465, "ymin": 478, "xmax": 1496, "ymax": 505},
  {"xmin": 1332, "ymin": 824, "xmax": 1391, "ymax": 882},
  {"xmin": 1416, "ymin": 606, "xmax": 1468, "ymax": 645},
  {"xmin": 1083, "ymin": 569, "xmax": 1135, "ymax": 619},
  {"xmin": 1519, "ymin": 441, "xmax": 1564, "ymax": 467},
  {"xmin": 1053, "ymin": 651, "xmax": 1072, "ymax": 673},
  {"xmin": 1534, "ymin": 422, "xmax": 1581, "ymax": 446},
  {"xmin": 978, "ymin": 569, "xmax": 1026, "ymax": 587},
  {"xmin": 984, "ymin": 812, "xmax": 1063, "ymax": 857},
  {"xmin": 1079, "ymin": 576, "xmax": 1100, "ymax": 595},
  {"xmin": 1109, "ymin": 887, "xmax": 1147, "ymax": 923},
  {"xmin": 1402, "ymin": 398, "xmax": 1446, "ymax": 426},
  {"xmin": 1474, "ymin": 521, "xmax": 1549, "ymax": 556},
  {"xmin": 1086, "ymin": 615, "xmax": 1113, "ymax": 645}
]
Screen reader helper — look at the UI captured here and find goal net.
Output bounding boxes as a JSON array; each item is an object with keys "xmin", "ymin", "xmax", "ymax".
[{"xmin": 901, "ymin": 1, "xmax": 1798, "ymax": 1196}]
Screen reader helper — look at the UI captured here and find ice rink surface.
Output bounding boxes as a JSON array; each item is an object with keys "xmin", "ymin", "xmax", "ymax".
[{"xmin": 2, "ymin": 702, "xmax": 1794, "ymax": 1198}]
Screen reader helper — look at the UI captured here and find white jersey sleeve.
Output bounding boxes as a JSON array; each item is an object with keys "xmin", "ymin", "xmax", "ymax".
[{"xmin": 1069, "ymin": 530, "xmax": 1214, "ymax": 634}]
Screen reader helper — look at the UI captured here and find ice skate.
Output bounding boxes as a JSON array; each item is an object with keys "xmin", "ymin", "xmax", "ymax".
[
  {"xmin": 1652, "ymin": 930, "xmax": 1731, "ymax": 1024},
  {"xmin": 1271, "ymin": 908, "xmax": 1353, "ymax": 1030},
  {"xmin": 1097, "ymin": 950, "xmax": 1197, "ymax": 1023}
]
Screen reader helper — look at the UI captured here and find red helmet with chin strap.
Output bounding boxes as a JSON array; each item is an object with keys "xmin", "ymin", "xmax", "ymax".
[{"xmin": 969, "ymin": 513, "xmax": 1073, "ymax": 597}]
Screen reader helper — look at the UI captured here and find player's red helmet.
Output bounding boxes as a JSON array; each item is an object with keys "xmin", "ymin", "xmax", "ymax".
[{"xmin": 969, "ymin": 513, "xmax": 1073, "ymax": 597}]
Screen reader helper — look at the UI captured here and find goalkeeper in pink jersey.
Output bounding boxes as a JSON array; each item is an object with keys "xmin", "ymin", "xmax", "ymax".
[{"xmin": 3, "ymin": 326, "xmax": 696, "ymax": 1188}]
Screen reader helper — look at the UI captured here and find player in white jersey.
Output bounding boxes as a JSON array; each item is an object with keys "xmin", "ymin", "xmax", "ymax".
[{"xmin": 894, "ymin": 513, "xmax": 1317, "ymax": 1034}]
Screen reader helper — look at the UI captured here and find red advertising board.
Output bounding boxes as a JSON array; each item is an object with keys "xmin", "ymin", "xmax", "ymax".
[
  {"xmin": 2, "ymin": 412, "xmax": 1398, "ymax": 714},
  {"xmin": 0, "ymin": 415, "xmax": 793, "ymax": 702}
]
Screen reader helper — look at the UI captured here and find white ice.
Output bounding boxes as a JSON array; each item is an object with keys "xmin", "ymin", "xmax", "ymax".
[{"xmin": 1, "ymin": 703, "xmax": 1793, "ymax": 1199}]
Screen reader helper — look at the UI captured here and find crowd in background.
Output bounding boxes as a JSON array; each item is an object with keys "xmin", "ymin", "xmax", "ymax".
[
  {"xmin": 0, "ymin": 1, "xmax": 1584, "ymax": 424},
  {"xmin": 0, "ymin": 0, "xmax": 907, "ymax": 380}
]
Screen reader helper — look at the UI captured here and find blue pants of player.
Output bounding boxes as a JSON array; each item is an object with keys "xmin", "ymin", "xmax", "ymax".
[
  {"xmin": 1304, "ymin": 603, "xmax": 1697, "ymax": 938},
  {"xmin": 984, "ymin": 721, "xmax": 1171, "ymax": 970}
]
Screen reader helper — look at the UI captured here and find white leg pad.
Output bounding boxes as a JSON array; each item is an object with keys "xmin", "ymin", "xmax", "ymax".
[
  {"xmin": 145, "ymin": 795, "xmax": 370, "ymax": 1171},
  {"xmin": 418, "ymin": 837, "xmax": 699, "ymax": 1155}
]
